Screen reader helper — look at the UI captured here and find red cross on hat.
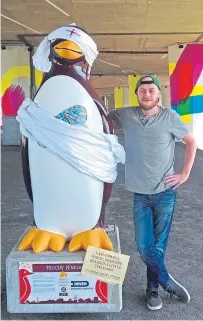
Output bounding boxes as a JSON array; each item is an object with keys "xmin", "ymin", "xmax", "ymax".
[{"xmin": 67, "ymin": 28, "xmax": 80, "ymax": 37}]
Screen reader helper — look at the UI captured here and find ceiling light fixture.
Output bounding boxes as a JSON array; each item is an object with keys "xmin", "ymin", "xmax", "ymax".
[
  {"xmin": 161, "ymin": 53, "xmax": 168, "ymax": 59},
  {"xmin": 1, "ymin": 14, "xmax": 41, "ymax": 33},
  {"xmin": 44, "ymin": 0, "xmax": 70, "ymax": 17},
  {"xmin": 122, "ymin": 69, "xmax": 137, "ymax": 75},
  {"xmin": 99, "ymin": 59, "xmax": 121, "ymax": 68}
]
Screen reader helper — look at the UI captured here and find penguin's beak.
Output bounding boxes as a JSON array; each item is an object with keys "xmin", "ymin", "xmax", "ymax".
[{"xmin": 53, "ymin": 40, "xmax": 84, "ymax": 60}]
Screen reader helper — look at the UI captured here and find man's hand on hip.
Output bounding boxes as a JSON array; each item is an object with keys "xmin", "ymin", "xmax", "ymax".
[{"xmin": 163, "ymin": 172, "xmax": 190, "ymax": 190}]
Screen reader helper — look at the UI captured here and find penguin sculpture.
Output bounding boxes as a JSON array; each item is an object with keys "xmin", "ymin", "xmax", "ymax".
[{"xmin": 17, "ymin": 24, "xmax": 124, "ymax": 254}]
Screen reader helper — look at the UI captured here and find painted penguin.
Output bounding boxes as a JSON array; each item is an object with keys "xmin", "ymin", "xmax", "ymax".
[{"xmin": 19, "ymin": 25, "xmax": 115, "ymax": 253}]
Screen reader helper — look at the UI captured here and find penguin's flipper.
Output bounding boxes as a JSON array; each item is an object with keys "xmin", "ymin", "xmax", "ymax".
[
  {"xmin": 18, "ymin": 228, "xmax": 66, "ymax": 253},
  {"xmin": 68, "ymin": 229, "xmax": 113, "ymax": 252},
  {"xmin": 21, "ymin": 136, "xmax": 33, "ymax": 202}
]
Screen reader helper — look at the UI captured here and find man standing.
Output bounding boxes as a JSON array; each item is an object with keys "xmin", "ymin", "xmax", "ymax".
[{"xmin": 109, "ymin": 75, "xmax": 196, "ymax": 310}]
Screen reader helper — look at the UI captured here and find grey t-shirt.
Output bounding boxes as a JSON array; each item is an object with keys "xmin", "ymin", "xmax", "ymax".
[{"xmin": 109, "ymin": 106, "xmax": 190, "ymax": 194}]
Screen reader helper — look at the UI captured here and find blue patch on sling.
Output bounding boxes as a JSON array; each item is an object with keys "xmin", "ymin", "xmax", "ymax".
[{"xmin": 55, "ymin": 105, "xmax": 87, "ymax": 125}]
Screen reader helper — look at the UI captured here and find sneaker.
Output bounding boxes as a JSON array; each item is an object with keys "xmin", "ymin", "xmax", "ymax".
[
  {"xmin": 166, "ymin": 274, "xmax": 190, "ymax": 303},
  {"xmin": 146, "ymin": 289, "xmax": 162, "ymax": 310}
]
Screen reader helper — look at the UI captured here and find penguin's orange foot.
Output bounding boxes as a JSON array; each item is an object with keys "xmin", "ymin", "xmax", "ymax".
[
  {"xmin": 18, "ymin": 227, "xmax": 66, "ymax": 254},
  {"xmin": 68, "ymin": 228, "xmax": 113, "ymax": 252}
]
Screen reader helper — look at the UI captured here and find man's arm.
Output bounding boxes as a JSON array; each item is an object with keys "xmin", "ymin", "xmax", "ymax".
[
  {"xmin": 163, "ymin": 110, "xmax": 197, "ymax": 189},
  {"xmin": 181, "ymin": 133, "xmax": 197, "ymax": 176},
  {"xmin": 164, "ymin": 132, "xmax": 197, "ymax": 190},
  {"xmin": 107, "ymin": 108, "xmax": 127, "ymax": 128}
]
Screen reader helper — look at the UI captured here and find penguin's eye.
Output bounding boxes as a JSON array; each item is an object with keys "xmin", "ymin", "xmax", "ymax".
[{"xmin": 53, "ymin": 40, "xmax": 84, "ymax": 60}]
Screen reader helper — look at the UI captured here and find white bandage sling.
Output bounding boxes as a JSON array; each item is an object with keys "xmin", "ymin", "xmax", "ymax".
[{"xmin": 16, "ymin": 98, "xmax": 125, "ymax": 183}]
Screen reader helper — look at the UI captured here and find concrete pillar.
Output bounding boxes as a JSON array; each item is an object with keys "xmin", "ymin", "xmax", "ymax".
[
  {"xmin": 114, "ymin": 87, "xmax": 129, "ymax": 108},
  {"xmin": 105, "ymin": 94, "xmax": 114, "ymax": 111},
  {"xmin": 114, "ymin": 87, "xmax": 124, "ymax": 109},
  {"xmin": 128, "ymin": 74, "xmax": 140, "ymax": 107},
  {"xmin": 1, "ymin": 47, "xmax": 30, "ymax": 145},
  {"xmin": 161, "ymin": 86, "xmax": 171, "ymax": 108},
  {"xmin": 123, "ymin": 87, "xmax": 129, "ymax": 107},
  {"xmin": 168, "ymin": 43, "xmax": 203, "ymax": 149}
]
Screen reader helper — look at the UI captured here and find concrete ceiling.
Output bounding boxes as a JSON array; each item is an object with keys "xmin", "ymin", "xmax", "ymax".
[{"xmin": 1, "ymin": 0, "xmax": 203, "ymax": 95}]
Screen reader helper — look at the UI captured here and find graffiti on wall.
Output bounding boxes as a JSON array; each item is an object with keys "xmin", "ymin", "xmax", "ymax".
[
  {"xmin": 169, "ymin": 44, "xmax": 203, "ymax": 123},
  {"xmin": 2, "ymin": 85, "xmax": 25, "ymax": 116},
  {"xmin": 1, "ymin": 66, "xmax": 42, "ymax": 116}
]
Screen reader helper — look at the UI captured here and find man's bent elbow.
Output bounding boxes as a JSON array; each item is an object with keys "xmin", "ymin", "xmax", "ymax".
[{"xmin": 182, "ymin": 133, "xmax": 197, "ymax": 147}]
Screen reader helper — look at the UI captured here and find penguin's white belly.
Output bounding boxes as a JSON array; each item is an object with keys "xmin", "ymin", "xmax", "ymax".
[{"xmin": 29, "ymin": 76, "xmax": 104, "ymax": 239}]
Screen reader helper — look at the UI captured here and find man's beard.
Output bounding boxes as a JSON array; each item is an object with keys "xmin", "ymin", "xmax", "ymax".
[{"xmin": 139, "ymin": 97, "xmax": 159, "ymax": 110}]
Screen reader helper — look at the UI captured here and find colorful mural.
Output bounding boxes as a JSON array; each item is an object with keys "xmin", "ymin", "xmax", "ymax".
[
  {"xmin": 1, "ymin": 65, "xmax": 42, "ymax": 116},
  {"xmin": 169, "ymin": 44, "xmax": 203, "ymax": 124},
  {"xmin": 2, "ymin": 85, "xmax": 25, "ymax": 116}
]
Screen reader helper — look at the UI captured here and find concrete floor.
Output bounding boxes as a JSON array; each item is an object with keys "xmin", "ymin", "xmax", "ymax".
[{"xmin": 1, "ymin": 133, "xmax": 203, "ymax": 320}]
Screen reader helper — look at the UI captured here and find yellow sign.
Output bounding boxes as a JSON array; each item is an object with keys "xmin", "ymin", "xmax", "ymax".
[{"xmin": 81, "ymin": 246, "xmax": 130, "ymax": 285}]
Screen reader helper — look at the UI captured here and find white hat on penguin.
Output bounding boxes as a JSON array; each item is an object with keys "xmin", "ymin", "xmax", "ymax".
[{"xmin": 33, "ymin": 23, "xmax": 98, "ymax": 72}]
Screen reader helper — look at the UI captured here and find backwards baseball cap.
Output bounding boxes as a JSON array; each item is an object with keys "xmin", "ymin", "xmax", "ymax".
[{"xmin": 135, "ymin": 75, "xmax": 161, "ymax": 93}]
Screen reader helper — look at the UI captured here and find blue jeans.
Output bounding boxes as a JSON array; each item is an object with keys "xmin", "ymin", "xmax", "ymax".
[{"xmin": 133, "ymin": 187, "xmax": 177, "ymax": 291}]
